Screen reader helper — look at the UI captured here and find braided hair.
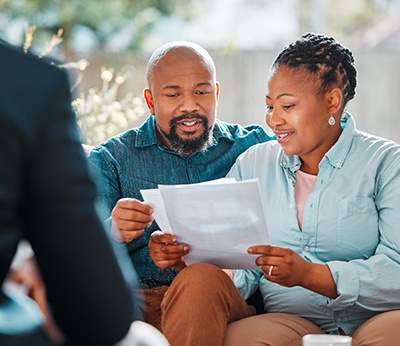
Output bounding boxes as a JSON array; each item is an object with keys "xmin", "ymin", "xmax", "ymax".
[{"xmin": 272, "ymin": 33, "xmax": 357, "ymax": 107}]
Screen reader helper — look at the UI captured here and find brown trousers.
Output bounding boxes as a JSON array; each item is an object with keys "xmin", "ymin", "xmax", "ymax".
[
  {"xmin": 224, "ymin": 310, "xmax": 400, "ymax": 346},
  {"xmin": 140, "ymin": 263, "xmax": 400, "ymax": 346},
  {"xmin": 140, "ymin": 263, "xmax": 255, "ymax": 346}
]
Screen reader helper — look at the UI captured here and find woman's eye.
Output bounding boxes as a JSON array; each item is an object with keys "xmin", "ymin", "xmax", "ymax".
[
  {"xmin": 283, "ymin": 105, "xmax": 294, "ymax": 110},
  {"xmin": 266, "ymin": 106, "xmax": 274, "ymax": 114}
]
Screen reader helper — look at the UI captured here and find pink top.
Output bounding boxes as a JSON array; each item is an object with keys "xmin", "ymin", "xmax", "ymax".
[
  {"xmin": 294, "ymin": 170, "xmax": 317, "ymax": 230},
  {"xmin": 230, "ymin": 170, "xmax": 316, "ymax": 279}
]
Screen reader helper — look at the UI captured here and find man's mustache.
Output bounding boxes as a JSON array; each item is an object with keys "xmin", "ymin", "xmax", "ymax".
[{"xmin": 170, "ymin": 114, "xmax": 206, "ymax": 126}]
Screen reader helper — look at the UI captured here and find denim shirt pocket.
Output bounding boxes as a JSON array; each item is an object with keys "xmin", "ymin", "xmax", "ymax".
[{"xmin": 336, "ymin": 197, "xmax": 379, "ymax": 255}]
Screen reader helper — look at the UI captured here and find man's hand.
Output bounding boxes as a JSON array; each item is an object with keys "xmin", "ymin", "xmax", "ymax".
[
  {"xmin": 148, "ymin": 231, "xmax": 189, "ymax": 272},
  {"xmin": 111, "ymin": 198, "xmax": 154, "ymax": 242}
]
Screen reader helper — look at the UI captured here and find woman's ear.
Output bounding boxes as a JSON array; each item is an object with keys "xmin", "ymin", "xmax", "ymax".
[
  {"xmin": 327, "ymin": 87, "xmax": 343, "ymax": 115},
  {"xmin": 144, "ymin": 89, "xmax": 154, "ymax": 113}
]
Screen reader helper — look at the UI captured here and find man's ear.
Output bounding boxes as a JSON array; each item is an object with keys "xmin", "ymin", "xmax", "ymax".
[
  {"xmin": 215, "ymin": 81, "xmax": 220, "ymax": 101},
  {"xmin": 327, "ymin": 87, "xmax": 343, "ymax": 115},
  {"xmin": 144, "ymin": 89, "xmax": 154, "ymax": 113}
]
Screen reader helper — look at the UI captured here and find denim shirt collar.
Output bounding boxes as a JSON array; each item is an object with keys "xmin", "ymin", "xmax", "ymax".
[
  {"xmin": 280, "ymin": 112, "xmax": 356, "ymax": 173},
  {"xmin": 135, "ymin": 114, "xmax": 236, "ymax": 148}
]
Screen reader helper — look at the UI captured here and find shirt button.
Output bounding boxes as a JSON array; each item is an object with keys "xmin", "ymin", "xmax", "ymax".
[
  {"xmin": 289, "ymin": 203, "xmax": 294, "ymax": 209},
  {"xmin": 282, "ymin": 160, "xmax": 287, "ymax": 166},
  {"xmin": 336, "ymin": 162, "xmax": 341, "ymax": 168},
  {"xmin": 336, "ymin": 317, "xmax": 343, "ymax": 323},
  {"xmin": 303, "ymin": 246, "xmax": 310, "ymax": 252}
]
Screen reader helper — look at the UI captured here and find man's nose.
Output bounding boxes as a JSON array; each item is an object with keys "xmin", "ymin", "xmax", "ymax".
[{"xmin": 179, "ymin": 94, "xmax": 200, "ymax": 113}]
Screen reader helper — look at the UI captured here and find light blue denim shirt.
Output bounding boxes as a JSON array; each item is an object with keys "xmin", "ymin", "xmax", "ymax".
[
  {"xmin": 228, "ymin": 113, "xmax": 400, "ymax": 335},
  {"xmin": 88, "ymin": 114, "xmax": 273, "ymax": 288}
]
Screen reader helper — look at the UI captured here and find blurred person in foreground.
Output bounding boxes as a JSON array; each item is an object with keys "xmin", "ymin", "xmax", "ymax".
[
  {"xmin": 150, "ymin": 33, "xmax": 400, "ymax": 346},
  {"xmin": 0, "ymin": 41, "xmax": 138, "ymax": 345},
  {"xmin": 87, "ymin": 41, "xmax": 274, "ymax": 332}
]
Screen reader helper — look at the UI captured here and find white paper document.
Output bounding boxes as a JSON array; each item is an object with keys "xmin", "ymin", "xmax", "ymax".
[{"xmin": 141, "ymin": 178, "xmax": 269, "ymax": 270}]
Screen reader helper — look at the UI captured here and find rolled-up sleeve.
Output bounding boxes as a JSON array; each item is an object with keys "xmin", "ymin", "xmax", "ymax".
[{"xmin": 327, "ymin": 160, "xmax": 400, "ymax": 311}]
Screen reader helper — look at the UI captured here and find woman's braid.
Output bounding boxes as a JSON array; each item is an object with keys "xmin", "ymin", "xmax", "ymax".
[{"xmin": 273, "ymin": 33, "xmax": 357, "ymax": 106}]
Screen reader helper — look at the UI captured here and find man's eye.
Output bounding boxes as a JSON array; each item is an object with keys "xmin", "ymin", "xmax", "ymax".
[
  {"xmin": 283, "ymin": 105, "xmax": 294, "ymax": 110},
  {"xmin": 166, "ymin": 93, "xmax": 179, "ymax": 97},
  {"xmin": 266, "ymin": 106, "xmax": 273, "ymax": 113},
  {"xmin": 196, "ymin": 91, "xmax": 210, "ymax": 95}
]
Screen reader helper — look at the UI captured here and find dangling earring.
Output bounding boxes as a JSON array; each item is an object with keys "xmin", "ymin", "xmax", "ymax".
[{"xmin": 328, "ymin": 115, "xmax": 335, "ymax": 126}]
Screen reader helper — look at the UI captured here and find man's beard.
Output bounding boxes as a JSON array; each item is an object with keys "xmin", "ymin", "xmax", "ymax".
[{"xmin": 159, "ymin": 114, "xmax": 215, "ymax": 154}]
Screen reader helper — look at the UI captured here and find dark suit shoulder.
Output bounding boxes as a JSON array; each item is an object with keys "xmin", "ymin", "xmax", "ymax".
[
  {"xmin": 0, "ymin": 42, "xmax": 74, "ymax": 150},
  {"xmin": 0, "ymin": 41, "xmax": 69, "ymax": 96}
]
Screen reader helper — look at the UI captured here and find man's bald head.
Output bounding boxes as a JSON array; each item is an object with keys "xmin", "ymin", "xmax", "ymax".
[{"xmin": 146, "ymin": 41, "xmax": 216, "ymax": 88}]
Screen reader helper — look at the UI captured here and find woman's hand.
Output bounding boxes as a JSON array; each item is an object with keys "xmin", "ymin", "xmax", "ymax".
[
  {"xmin": 248, "ymin": 245, "xmax": 338, "ymax": 298},
  {"xmin": 148, "ymin": 231, "xmax": 189, "ymax": 272}
]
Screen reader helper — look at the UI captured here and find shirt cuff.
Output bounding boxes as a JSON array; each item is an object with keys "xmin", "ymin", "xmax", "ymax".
[{"xmin": 326, "ymin": 260, "xmax": 359, "ymax": 310}]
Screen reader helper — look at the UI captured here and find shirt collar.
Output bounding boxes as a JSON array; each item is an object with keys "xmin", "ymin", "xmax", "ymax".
[
  {"xmin": 323, "ymin": 112, "xmax": 355, "ymax": 169},
  {"xmin": 135, "ymin": 114, "xmax": 235, "ymax": 148},
  {"xmin": 135, "ymin": 115, "xmax": 159, "ymax": 147},
  {"xmin": 280, "ymin": 112, "xmax": 356, "ymax": 172}
]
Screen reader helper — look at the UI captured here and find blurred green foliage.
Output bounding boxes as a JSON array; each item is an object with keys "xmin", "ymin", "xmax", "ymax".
[
  {"xmin": 0, "ymin": 0, "xmax": 193, "ymax": 54},
  {"xmin": 73, "ymin": 67, "xmax": 146, "ymax": 145}
]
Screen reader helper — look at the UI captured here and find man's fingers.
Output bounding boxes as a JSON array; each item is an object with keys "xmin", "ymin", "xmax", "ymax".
[
  {"xmin": 159, "ymin": 244, "xmax": 189, "ymax": 255},
  {"xmin": 110, "ymin": 198, "xmax": 154, "ymax": 241},
  {"xmin": 150, "ymin": 231, "xmax": 177, "ymax": 244},
  {"xmin": 117, "ymin": 198, "xmax": 153, "ymax": 215},
  {"xmin": 153, "ymin": 249, "xmax": 188, "ymax": 261},
  {"xmin": 117, "ymin": 218, "xmax": 152, "ymax": 232},
  {"xmin": 115, "ymin": 207, "xmax": 154, "ymax": 224}
]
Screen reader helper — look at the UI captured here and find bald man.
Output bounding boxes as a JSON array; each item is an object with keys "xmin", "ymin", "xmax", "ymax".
[{"xmin": 87, "ymin": 41, "xmax": 273, "ymax": 337}]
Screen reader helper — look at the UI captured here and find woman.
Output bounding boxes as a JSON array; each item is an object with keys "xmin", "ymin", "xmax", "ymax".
[
  {"xmin": 149, "ymin": 33, "xmax": 400, "ymax": 346},
  {"xmin": 224, "ymin": 32, "xmax": 400, "ymax": 345}
]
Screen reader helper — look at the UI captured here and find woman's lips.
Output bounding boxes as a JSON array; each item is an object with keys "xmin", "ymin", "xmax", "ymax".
[{"xmin": 275, "ymin": 131, "xmax": 293, "ymax": 144}]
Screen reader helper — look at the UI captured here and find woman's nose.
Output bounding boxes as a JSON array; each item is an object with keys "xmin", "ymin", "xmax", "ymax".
[{"xmin": 266, "ymin": 109, "xmax": 283, "ymax": 128}]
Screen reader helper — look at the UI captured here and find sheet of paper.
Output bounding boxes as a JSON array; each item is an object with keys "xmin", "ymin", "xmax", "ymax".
[
  {"xmin": 140, "ymin": 178, "xmax": 237, "ymax": 235},
  {"xmin": 141, "ymin": 178, "xmax": 269, "ymax": 269},
  {"xmin": 140, "ymin": 188, "xmax": 173, "ymax": 234}
]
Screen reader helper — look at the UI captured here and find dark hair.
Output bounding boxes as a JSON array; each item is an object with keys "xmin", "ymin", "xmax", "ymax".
[{"xmin": 272, "ymin": 33, "xmax": 357, "ymax": 106}]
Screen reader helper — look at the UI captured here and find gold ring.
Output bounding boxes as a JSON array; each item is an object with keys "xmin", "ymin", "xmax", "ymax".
[{"xmin": 268, "ymin": 265, "xmax": 274, "ymax": 276}]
